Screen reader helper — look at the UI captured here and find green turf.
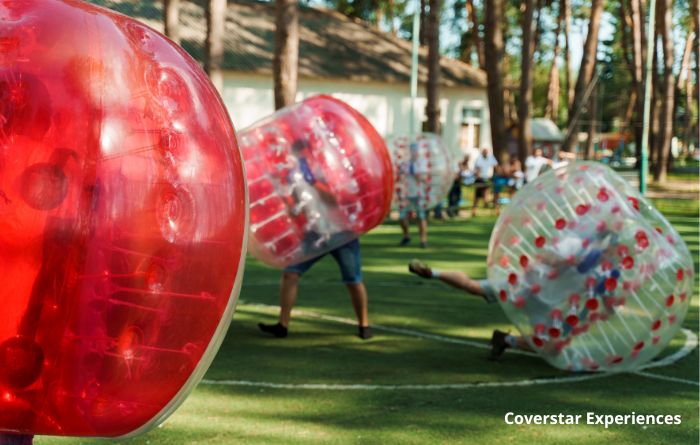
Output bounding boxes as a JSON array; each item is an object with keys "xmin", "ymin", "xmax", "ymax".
[{"xmin": 39, "ymin": 199, "xmax": 699, "ymax": 445}]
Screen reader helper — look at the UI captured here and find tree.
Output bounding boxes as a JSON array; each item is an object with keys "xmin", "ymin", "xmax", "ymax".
[
  {"xmin": 204, "ymin": 0, "xmax": 226, "ymax": 90},
  {"xmin": 518, "ymin": 0, "xmax": 537, "ymax": 161},
  {"xmin": 544, "ymin": 0, "xmax": 564, "ymax": 121},
  {"xmin": 464, "ymin": 0, "xmax": 484, "ymax": 68},
  {"xmin": 163, "ymin": 0, "xmax": 180, "ymax": 44},
  {"xmin": 425, "ymin": 0, "xmax": 441, "ymax": 132},
  {"xmin": 561, "ymin": 0, "xmax": 605, "ymax": 152},
  {"xmin": 562, "ymin": 0, "xmax": 574, "ymax": 109},
  {"xmin": 273, "ymin": 0, "xmax": 299, "ymax": 109},
  {"xmin": 484, "ymin": 0, "xmax": 508, "ymax": 162},
  {"xmin": 628, "ymin": 0, "xmax": 647, "ymax": 163},
  {"xmin": 653, "ymin": 0, "xmax": 675, "ymax": 182}
]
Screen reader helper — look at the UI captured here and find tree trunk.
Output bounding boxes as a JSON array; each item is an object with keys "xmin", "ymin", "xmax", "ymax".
[
  {"xmin": 387, "ymin": 0, "xmax": 397, "ymax": 36},
  {"xmin": 375, "ymin": 7, "xmax": 384, "ymax": 29},
  {"xmin": 561, "ymin": 0, "xmax": 604, "ymax": 153},
  {"xmin": 649, "ymin": 30, "xmax": 660, "ymax": 169},
  {"xmin": 484, "ymin": 0, "xmax": 508, "ymax": 163},
  {"xmin": 585, "ymin": 81, "xmax": 598, "ymax": 160},
  {"xmin": 545, "ymin": 0, "xmax": 563, "ymax": 121},
  {"xmin": 425, "ymin": 0, "xmax": 441, "ymax": 133},
  {"xmin": 273, "ymin": 0, "xmax": 299, "ymax": 109},
  {"xmin": 205, "ymin": 0, "xmax": 226, "ymax": 91},
  {"xmin": 466, "ymin": 0, "xmax": 484, "ymax": 68},
  {"xmin": 518, "ymin": 0, "xmax": 537, "ymax": 161},
  {"xmin": 562, "ymin": 0, "xmax": 573, "ymax": 110},
  {"xmin": 629, "ymin": 0, "xmax": 646, "ymax": 164},
  {"xmin": 678, "ymin": 31, "xmax": 694, "ymax": 150},
  {"xmin": 420, "ymin": 0, "xmax": 428, "ymax": 46},
  {"xmin": 653, "ymin": 0, "xmax": 675, "ymax": 182},
  {"xmin": 693, "ymin": 0, "xmax": 699, "ymax": 147},
  {"xmin": 163, "ymin": 0, "xmax": 180, "ymax": 44}
]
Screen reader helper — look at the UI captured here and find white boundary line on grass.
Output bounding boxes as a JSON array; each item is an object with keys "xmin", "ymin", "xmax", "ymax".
[{"xmin": 206, "ymin": 303, "xmax": 698, "ymax": 390}]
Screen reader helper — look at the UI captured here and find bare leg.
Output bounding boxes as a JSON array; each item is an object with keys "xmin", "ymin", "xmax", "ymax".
[
  {"xmin": 435, "ymin": 271, "xmax": 488, "ymax": 299},
  {"xmin": 418, "ymin": 219, "xmax": 428, "ymax": 244},
  {"xmin": 515, "ymin": 336, "xmax": 534, "ymax": 352},
  {"xmin": 346, "ymin": 283, "xmax": 369, "ymax": 327},
  {"xmin": 278, "ymin": 272, "xmax": 300, "ymax": 327},
  {"xmin": 399, "ymin": 217, "xmax": 410, "ymax": 238}
]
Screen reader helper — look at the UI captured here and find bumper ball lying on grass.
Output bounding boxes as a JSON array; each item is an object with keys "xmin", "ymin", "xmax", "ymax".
[
  {"xmin": 239, "ymin": 95, "xmax": 393, "ymax": 268},
  {"xmin": 488, "ymin": 162, "xmax": 693, "ymax": 372},
  {"xmin": 0, "ymin": 0, "xmax": 247, "ymax": 437},
  {"xmin": 389, "ymin": 133, "xmax": 455, "ymax": 213}
]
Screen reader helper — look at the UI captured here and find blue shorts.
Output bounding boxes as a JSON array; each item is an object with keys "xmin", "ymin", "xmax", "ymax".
[
  {"xmin": 284, "ymin": 239, "xmax": 363, "ymax": 284},
  {"xmin": 478, "ymin": 279, "xmax": 498, "ymax": 304},
  {"xmin": 399, "ymin": 197, "xmax": 427, "ymax": 220}
]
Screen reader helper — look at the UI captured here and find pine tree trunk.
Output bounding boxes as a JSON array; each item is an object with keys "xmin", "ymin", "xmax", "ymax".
[
  {"xmin": 678, "ymin": 32, "xmax": 694, "ymax": 149},
  {"xmin": 544, "ymin": 0, "xmax": 563, "ymax": 121},
  {"xmin": 420, "ymin": 0, "xmax": 428, "ymax": 46},
  {"xmin": 425, "ymin": 0, "xmax": 441, "ymax": 133},
  {"xmin": 585, "ymin": 81, "xmax": 598, "ymax": 160},
  {"xmin": 273, "ymin": 0, "xmax": 299, "ymax": 109},
  {"xmin": 205, "ymin": 0, "xmax": 226, "ymax": 91},
  {"xmin": 388, "ymin": 0, "xmax": 396, "ymax": 36},
  {"xmin": 693, "ymin": 0, "xmax": 699, "ymax": 146},
  {"xmin": 518, "ymin": 0, "xmax": 537, "ymax": 160},
  {"xmin": 629, "ymin": 0, "xmax": 646, "ymax": 165},
  {"xmin": 466, "ymin": 0, "xmax": 484, "ymax": 68},
  {"xmin": 561, "ymin": 0, "xmax": 604, "ymax": 152},
  {"xmin": 562, "ymin": 0, "xmax": 574, "ymax": 110},
  {"xmin": 653, "ymin": 0, "xmax": 675, "ymax": 182},
  {"xmin": 163, "ymin": 0, "xmax": 180, "ymax": 44},
  {"xmin": 484, "ymin": 0, "xmax": 508, "ymax": 163}
]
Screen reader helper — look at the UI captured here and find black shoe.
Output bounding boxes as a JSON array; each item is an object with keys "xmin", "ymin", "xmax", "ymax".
[
  {"xmin": 420, "ymin": 241, "xmax": 428, "ymax": 249},
  {"xmin": 399, "ymin": 237, "xmax": 411, "ymax": 247},
  {"xmin": 489, "ymin": 329, "xmax": 510, "ymax": 361},
  {"xmin": 358, "ymin": 326, "xmax": 373, "ymax": 340},
  {"xmin": 258, "ymin": 322, "xmax": 288, "ymax": 338}
]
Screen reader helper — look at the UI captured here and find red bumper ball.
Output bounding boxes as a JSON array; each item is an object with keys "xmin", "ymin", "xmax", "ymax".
[
  {"xmin": 0, "ymin": 0, "xmax": 247, "ymax": 437},
  {"xmin": 239, "ymin": 95, "xmax": 393, "ymax": 268}
]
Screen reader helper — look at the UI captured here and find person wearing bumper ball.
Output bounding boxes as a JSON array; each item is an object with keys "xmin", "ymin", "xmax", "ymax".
[{"xmin": 258, "ymin": 139, "xmax": 373, "ymax": 340}]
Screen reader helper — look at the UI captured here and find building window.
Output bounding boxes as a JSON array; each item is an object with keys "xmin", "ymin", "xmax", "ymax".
[{"xmin": 462, "ymin": 106, "xmax": 482, "ymax": 123}]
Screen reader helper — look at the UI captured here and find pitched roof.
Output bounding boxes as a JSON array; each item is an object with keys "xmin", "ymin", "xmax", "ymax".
[{"xmin": 86, "ymin": 0, "xmax": 486, "ymax": 89}]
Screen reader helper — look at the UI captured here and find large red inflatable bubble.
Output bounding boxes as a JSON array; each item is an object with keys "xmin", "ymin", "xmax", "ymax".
[
  {"xmin": 239, "ymin": 95, "xmax": 393, "ymax": 268},
  {"xmin": 0, "ymin": 0, "xmax": 247, "ymax": 437}
]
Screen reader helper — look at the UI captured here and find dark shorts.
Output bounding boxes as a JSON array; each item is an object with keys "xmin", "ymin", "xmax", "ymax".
[
  {"xmin": 493, "ymin": 176, "xmax": 509, "ymax": 194},
  {"xmin": 474, "ymin": 178, "xmax": 488, "ymax": 199},
  {"xmin": 284, "ymin": 238, "xmax": 363, "ymax": 284}
]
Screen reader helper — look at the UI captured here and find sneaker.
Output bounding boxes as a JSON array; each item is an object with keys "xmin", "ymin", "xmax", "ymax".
[
  {"xmin": 358, "ymin": 326, "xmax": 373, "ymax": 340},
  {"xmin": 489, "ymin": 329, "xmax": 510, "ymax": 360},
  {"xmin": 408, "ymin": 259, "xmax": 433, "ymax": 279},
  {"xmin": 399, "ymin": 237, "xmax": 411, "ymax": 247},
  {"xmin": 419, "ymin": 241, "xmax": 428, "ymax": 249},
  {"xmin": 258, "ymin": 322, "xmax": 288, "ymax": 338}
]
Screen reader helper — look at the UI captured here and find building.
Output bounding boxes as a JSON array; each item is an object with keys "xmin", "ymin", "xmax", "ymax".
[
  {"xmin": 87, "ymin": 0, "xmax": 491, "ymax": 155},
  {"xmin": 508, "ymin": 118, "xmax": 565, "ymax": 158}
]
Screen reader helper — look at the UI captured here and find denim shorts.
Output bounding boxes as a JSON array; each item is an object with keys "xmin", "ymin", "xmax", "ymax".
[
  {"xmin": 479, "ymin": 279, "xmax": 498, "ymax": 304},
  {"xmin": 398, "ymin": 197, "xmax": 427, "ymax": 220},
  {"xmin": 284, "ymin": 238, "xmax": 363, "ymax": 284}
]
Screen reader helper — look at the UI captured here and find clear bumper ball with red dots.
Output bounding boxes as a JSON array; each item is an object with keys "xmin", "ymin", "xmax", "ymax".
[
  {"xmin": 487, "ymin": 162, "xmax": 693, "ymax": 372},
  {"xmin": 239, "ymin": 95, "xmax": 393, "ymax": 268},
  {"xmin": 0, "ymin": 0, "xmax": 247, "ymax": 437},
  {"xmin": 390, "ymin": 133, "xmax": 455, "ymax": 214}
]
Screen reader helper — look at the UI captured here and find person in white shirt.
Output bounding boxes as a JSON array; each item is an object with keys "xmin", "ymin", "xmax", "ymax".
[
  {"xmin": 524, "ymin": 148, "xmax": 552, "ymax": 183},
  {"xmin": 472, "ymin": 148, "xmax": 498, "ymax": 217},
  {"xmin": 551, "ymin": 150, "xmax": 577, "ymax": 170}
]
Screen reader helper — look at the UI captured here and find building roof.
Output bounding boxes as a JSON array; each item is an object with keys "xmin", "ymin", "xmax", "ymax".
[
  {"xmin": 531, "ymin": 118, "xmax": 565, "ymax": 142},
  {"xmin": 86, "ymin": 0, "xmax": 486, "ymax": 89}
]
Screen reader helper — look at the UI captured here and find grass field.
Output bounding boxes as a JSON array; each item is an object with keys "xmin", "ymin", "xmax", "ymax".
[{"xmin": 40, "ymin": 199, "xmax": 698, "ymax": 445}]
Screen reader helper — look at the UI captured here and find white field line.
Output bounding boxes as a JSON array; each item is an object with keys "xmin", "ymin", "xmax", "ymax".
[
  {"xmin": 211, "ymin": 302, "xmax": 698, "ymax": 390},
  {"xmin": 200, "ymin": 373, "xmax": 610, "ymax": 391}
]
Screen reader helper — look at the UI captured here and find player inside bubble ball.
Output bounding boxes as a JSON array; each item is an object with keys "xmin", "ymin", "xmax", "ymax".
[
  {"xmin": 259, "ymin": 139, "xmax": 373, "ymax": 340},
  {"xmin": 408, "ymin": 226, "xmax": 623, "ymax": 360}
]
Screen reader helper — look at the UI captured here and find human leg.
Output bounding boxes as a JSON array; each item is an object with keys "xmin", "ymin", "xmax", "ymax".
[
  {"xmin": 408, "ymin": 260, "xmax": 489, "ymax": 300},
  {"xmin": 331, "ymin": 240, "xmax": 372, "ymax": 339}
]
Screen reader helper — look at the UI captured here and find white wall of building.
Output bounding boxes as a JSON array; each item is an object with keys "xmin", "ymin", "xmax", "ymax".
[{"xmin": 221, "ymin": 72, "xmax": 491, "ymax": 158}]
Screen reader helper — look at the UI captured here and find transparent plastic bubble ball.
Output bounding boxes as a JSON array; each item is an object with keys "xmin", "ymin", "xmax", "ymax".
[
  {"xmin": 389, "ymin": 133, "xmax": 455, "ymax": 212},
  {"xmin": 487, "ymin": 162, "xmax": 694, "ymax": 372},
  {"xmin": 239, "ymin": 95, "xmax": 393, "ymax": 268}
]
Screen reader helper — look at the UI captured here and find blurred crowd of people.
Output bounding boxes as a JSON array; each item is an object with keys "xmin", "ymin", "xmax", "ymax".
[{"xmin": 446, "ymin": 147, "xmax": 576, "ymax": 218}]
